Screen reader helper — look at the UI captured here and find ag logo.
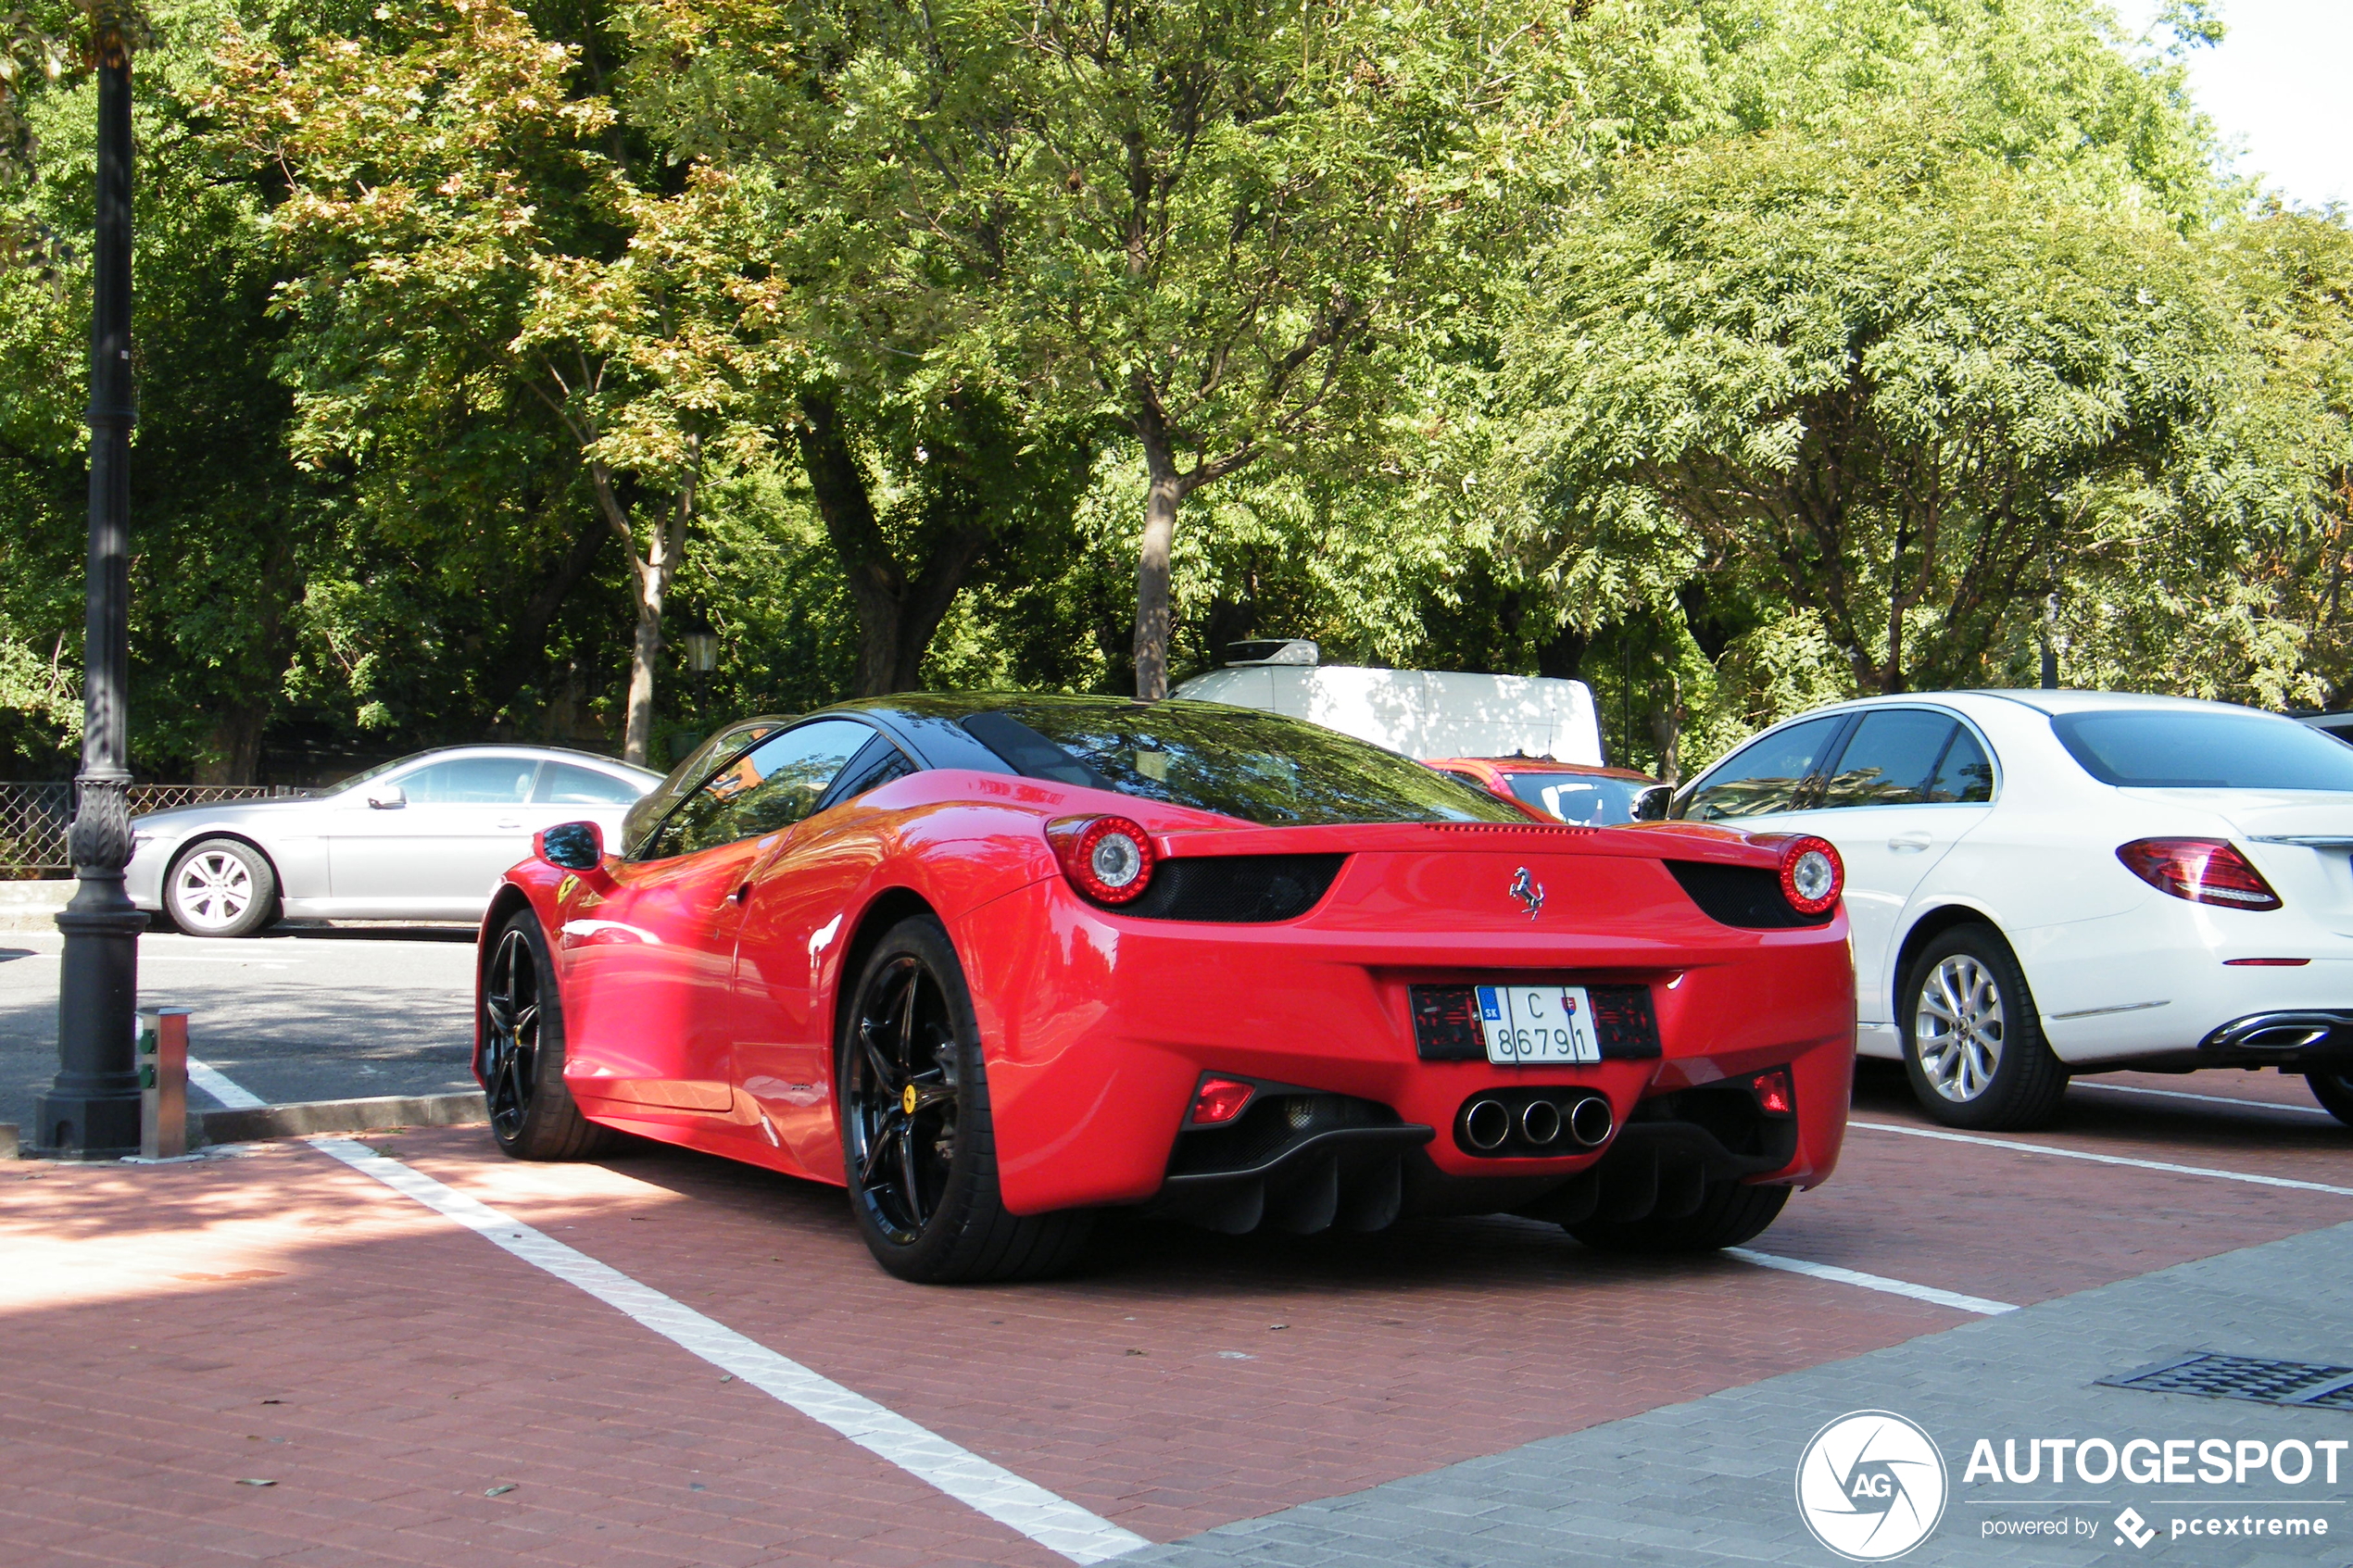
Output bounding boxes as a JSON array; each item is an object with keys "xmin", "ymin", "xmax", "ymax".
[{"xmin": 1794, "ymin": 1411, "xmax": 1948, "ymax": 1561}]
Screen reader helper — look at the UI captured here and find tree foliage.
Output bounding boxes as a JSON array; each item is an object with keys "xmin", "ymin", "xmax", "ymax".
[{"xmin": 0, "ymin": 0, "xmax": 2347, "ymax": 789}]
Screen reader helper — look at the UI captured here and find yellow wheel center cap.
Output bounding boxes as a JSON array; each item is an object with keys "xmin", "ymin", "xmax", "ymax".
[{"xmin": 901, "ymin": 1084, "xmax": 918, "ymax": 1116}]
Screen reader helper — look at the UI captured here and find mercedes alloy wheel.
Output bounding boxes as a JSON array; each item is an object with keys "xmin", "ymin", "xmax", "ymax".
[{"xmin": 1901, "ymin": 924, "xmax": 2067, "ymax": 1130}]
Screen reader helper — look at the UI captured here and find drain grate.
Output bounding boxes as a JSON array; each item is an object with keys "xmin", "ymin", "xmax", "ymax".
[{"xmin": 2100, "ymin": 1352, "xmax": 2353, "ymax": 1410}]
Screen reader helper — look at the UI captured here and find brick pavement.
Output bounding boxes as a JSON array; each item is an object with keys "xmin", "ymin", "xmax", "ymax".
[
  {"xmin": 344, "ymin": 1127, "xmax": 1969, "ymax": 1542},
  {"xmin": 3, "ymin": 1062, "xmax": 2347, "ymax": 1568},
  {"xmin": 0, "ymin": 1144, "xmax": 1067, "ymax": 1568}
]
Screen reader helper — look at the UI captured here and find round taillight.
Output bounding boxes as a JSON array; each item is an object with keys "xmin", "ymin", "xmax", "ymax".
[
  {"xmin": 1047, "ymin": 815, "xmax": 1158, "ymax": 905},
  {"xmin": 1780, "ymin": 834, "xmax": 1843, "ymax": 917}
]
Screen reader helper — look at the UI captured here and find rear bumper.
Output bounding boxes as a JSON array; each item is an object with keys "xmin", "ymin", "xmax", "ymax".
[
  {"xmin": 2136, "ymin": 1010, "xmax": 2353, "ymax": 1073},
  {"xmin": 955, "ymin": 877, "xmax": 1856, "ymax": 1219},
  {"xmin": 2029, "ymin": 900, "xmax": 2353, "ymax": 1065}
]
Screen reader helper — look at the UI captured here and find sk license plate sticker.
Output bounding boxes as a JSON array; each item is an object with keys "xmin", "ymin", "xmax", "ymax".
[{"xmin": 1477, "ymin": 985, "xmax": 1601, "ymax": 1065}]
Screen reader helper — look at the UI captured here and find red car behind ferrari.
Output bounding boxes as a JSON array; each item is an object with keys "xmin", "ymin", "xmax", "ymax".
[{"xmin": 477, "ymin": 695, "xmax": 1855, "ymax": 1283}]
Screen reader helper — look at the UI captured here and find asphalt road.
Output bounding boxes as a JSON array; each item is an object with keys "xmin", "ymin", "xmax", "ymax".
[{"xmin": 0, "ymin": 924, "xmax": 480, "ymax": 1133}]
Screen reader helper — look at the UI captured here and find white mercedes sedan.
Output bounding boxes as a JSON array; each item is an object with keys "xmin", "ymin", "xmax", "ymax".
[
  {"xmin": 1669, "ymin": 691, "xmax": 2353, "ymax": 1131},
  {"xmin": 126, "ymin": 746, "xmax": 661, "ymax": 937}
]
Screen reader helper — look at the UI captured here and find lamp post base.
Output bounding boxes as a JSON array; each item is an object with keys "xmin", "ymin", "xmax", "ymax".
[{"xmin": 34, "ymin": 875, "xmax": 148, "ymax": 1160}]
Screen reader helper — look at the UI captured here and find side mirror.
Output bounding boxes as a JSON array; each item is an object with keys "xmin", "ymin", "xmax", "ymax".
[
  {"xmin": 537, "ymin": 820, "xmax": 604, "ymax": 872},
  {"xmin": 1633, "ymin": 785, "xmax": 1672, "ymax": 822},
  {"xmin": 366, "ymin": 784, "xmax": 406, "ymax": 809}
]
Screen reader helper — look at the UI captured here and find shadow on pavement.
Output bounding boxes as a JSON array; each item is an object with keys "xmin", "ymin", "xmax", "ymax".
[
  {"xmin": 1850, "ymin": 1056, "xmax": 2351, "ymax": 1163},
  {"xmin": 254, "ymin": 923, "xmax": 478, "ymax": 944}
]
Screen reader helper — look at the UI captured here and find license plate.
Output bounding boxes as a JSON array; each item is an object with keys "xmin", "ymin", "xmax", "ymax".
[{"xmin": 1477, "ymin": 984, "xmax": 1601, "ymax": 1065}]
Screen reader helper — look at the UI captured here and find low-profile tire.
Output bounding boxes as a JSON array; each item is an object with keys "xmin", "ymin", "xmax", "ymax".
[
  {"xmin": 2307, "ymin": 1071, "xmax": 2353, "ymax": 1129},
  {"xmin": 163, "ymin": 837, "xmax": 280, "ymax": 938},
  {"xmin": 481, "ymin": 909, "xmax": 621, "ymax": 1160},
  {"xmin": 1901, "ymin": 923, "xmax": 2068, "ymax": 1130},
  {"xmin": 1567, "ymin": 1179, "xmax": 1791, "ymax": 1253},
  {"xmin": 837, "ymin": 915, "xmax": 1092, "ymax": 1284}
]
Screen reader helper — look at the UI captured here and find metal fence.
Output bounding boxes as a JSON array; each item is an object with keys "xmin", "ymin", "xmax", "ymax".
[{"xmin": 0, "ymin": 784, "xmax": 306, "ymax": 874}]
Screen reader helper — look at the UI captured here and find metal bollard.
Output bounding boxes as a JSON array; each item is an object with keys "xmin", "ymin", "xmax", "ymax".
[{"xmin": 137, "ymin": 1007, "xmax": 191, "ymax": 1160}]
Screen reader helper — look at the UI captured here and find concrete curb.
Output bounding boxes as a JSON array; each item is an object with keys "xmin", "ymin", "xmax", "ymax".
[
  {"xmin": 195, "ymin": 1090, "xmax": 488, "ymax": 1145},
  {"xmin": 0, "ymin": 878, "xmax": 74, "ymax": 931}
]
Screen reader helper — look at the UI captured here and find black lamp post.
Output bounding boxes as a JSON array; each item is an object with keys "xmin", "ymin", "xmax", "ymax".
[{"xmin": 36, "ymin": 10, "xmax": 146, "ymax": 1159}]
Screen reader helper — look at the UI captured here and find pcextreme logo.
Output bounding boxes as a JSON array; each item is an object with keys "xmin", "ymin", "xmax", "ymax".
[{"xmin": 1796, "ymin": 1411, "xmax": 1951, "ymax": 1562}]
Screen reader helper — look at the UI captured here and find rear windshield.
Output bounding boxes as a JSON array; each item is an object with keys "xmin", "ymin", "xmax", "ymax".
[
  {"xmin": 1505, "ymin": 772, "xmax": 1651, "ymax": 825},
  {"xmin": 2052, "ymin": 710, "xmax": 2353, "ymax": 791},
  {"xmin": 958, "ymin": 701, "xmax": 1526, "ymax": 826}
]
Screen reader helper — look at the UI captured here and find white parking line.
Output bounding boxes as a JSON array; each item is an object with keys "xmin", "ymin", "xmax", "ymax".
[
  {"xmin": 1727, "ymin": 1248, "xmax": 2017, "ymax": 1316},
  {"xmin": 187, "ymin": 1057, "xmax": 266, "ymax": 1110},
  {"xmin": 309, "ymin": 1136, "xmax": 1147, "ymax": 1563},
  {"xmin": 2070, "ymin": 1081, "xmax": 2334, "ymax": 1117},
  {"xmin": 1852, "ymin": 1121, "xmax": 2353, "ymax": 1197}
]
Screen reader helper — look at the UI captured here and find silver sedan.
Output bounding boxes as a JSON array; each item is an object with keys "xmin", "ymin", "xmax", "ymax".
[{"xmin": 126, "ymin": 746, "xmax": 661, "ymax": 936}]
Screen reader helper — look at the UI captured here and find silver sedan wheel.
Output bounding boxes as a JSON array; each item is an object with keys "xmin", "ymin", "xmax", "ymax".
[
  {"xmin": 171, "ymin": 848, "xmax": 254, "ymax": 933},
  {"xmin": 1914, "ymin": 954, "xmax": 2006, "ymax": 1102}
]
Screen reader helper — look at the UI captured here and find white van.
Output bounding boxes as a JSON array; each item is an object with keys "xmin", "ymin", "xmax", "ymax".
[{"xmin": 1173, "ymin": 641, "xmax": 1604, "ymax": 764}]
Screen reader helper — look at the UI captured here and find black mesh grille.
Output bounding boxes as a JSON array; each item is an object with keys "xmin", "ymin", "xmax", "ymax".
[
  {"xmin": 1410, "ymin": 984, "xmax": 1660, "ymax": 1060},
  {"xmin": 1665, "ymin": 859, "xmax": 1831, "ymax": 929},
  {"xmin": 2098, "ymin": 1353, "xmax": 2353, "ymax": 1409},
  {"xmin": 1119, "ymin": 854, "xmax": 1346, "ymax": 922}
]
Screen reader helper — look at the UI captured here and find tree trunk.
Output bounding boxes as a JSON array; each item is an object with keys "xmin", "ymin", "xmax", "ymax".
[
  {"xmin": 797, "ymin": 392, "xmax": 996, "ymax": 698},
  {"xmin": 889, "ymin": 528, "xmax": 990, "ymax": 691},
  {"xmin": 798, "ymin": 395, "xmax": 908, "ymax": 697},
  {"xmin": 1133, "ymin": 423, "xmax": 1183, "ymax": 701},
  {"xmin": 1647, "ymin": 671, "xmax": 1684, "ymax": 784},
  {"xmin": 482, "ymin": 521, "xmax": 610, "ymax": 721},
  {"xmin": 592, "ymin": 450, "xmax": 694, "ymax": 769},
  {"xmin": 623, "ymin": 592, "xmax": 662, "ymax": 765},
  {"xmin": 192, "ymin": 527, "xmax": 304, "ymax": 785},
  {"xmin": 1536, "ymin": 623, "xmax": 1588, "ymax": 681},
  {"xmin": 194, "ymin": 702, "xmax": 268, "ymax": 786}
]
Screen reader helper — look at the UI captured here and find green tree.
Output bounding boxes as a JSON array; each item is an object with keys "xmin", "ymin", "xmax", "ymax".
[
  {"xmin": 210, "ymin": 0, "xmax": 775, "ymax": 763},
  {"xmin": 632, "ymin": 0, "xmax": 1588, "ymax": 698},
  {"xmin": 1496, "ymin": 116, "xmax": 2248, "ymax": 705}
]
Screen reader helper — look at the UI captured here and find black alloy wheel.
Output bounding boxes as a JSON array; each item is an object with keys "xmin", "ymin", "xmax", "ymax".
[
  {"xmin": 481, "ymin": 910, "xmax": 618, "ymax": 1160},
  {"xmin": 2308, "ymin": 1071, "xmax": 2353, "ymax": 1130},
  {"xmin": 837, "ymin": 915, "xmax": 1091, "ymax": 1283},
  {"xmin": 843, "ymin": 950, "xmax": 962, "ymax": 1242}
]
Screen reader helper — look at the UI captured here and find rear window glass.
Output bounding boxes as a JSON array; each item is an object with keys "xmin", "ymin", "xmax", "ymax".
[
  {"xmin": 958, "ymin": 702, "xmax": 1526, "ymax": 826},
  {"xmin": 2052, "ymin": 710, "xmax": 2353, "ymax": 790},
  {"xmin": 535, "ymin": 761, "xmax": 645, "ymax": 806},
  {"xmin": 1505, "ymin": 772, "xmax": 1650, "ymax": 825}
]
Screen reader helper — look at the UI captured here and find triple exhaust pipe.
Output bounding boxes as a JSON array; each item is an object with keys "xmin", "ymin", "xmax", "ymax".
[{"xmin": 1461, "ymin": 1090, "xmax": 1614, "ymax": 1154}]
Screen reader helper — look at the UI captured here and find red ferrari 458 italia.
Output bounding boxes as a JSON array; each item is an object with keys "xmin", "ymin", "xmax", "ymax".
[{"xmin": 475, "ymin": 695, "xmax": 1855, "ymax": 1283}]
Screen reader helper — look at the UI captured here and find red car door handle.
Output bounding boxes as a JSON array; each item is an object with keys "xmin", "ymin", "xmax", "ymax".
[{"xmin": 731, "ymin": 883, "xmax": 751, "ymax": 905}]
